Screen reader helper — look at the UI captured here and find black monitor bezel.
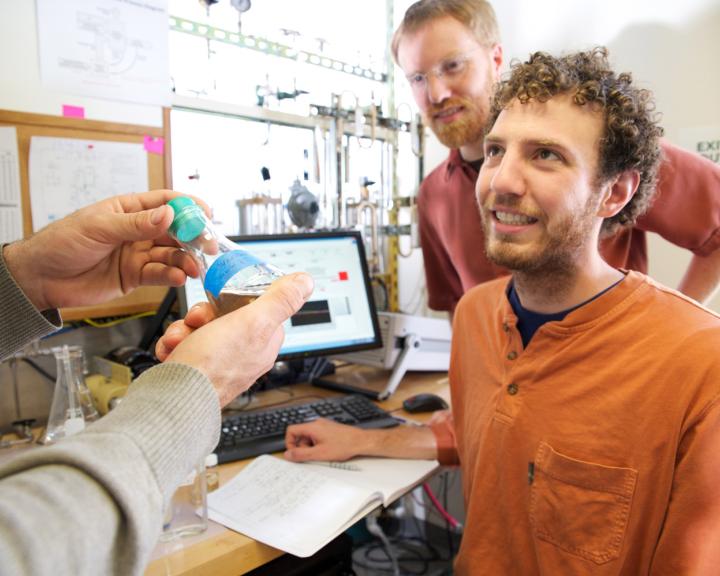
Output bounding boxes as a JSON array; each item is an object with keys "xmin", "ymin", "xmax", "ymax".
[{"xmin": 177, "ymin": 229, "xmax": 383, "ymax": 361}]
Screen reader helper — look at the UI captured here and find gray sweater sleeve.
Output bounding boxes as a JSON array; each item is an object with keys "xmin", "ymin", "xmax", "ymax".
[
  {"xmin": 0, "ymin": 362, "xmax": 221, "ymax": 576},
  {"xmin": 0, "ymin": 245, "xmax": 61, "ymax": 361},
  {"xmin": 0, "ymin": 245, "xmax": 222, "ymax": 575}
]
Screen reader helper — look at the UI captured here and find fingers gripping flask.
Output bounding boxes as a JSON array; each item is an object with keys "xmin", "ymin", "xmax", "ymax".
[{"xmin": 168, "ymin": 197, "xmax": 284, "ymax": 315}]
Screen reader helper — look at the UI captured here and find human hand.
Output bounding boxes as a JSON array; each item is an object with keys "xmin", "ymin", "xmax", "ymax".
[
  {"xmin": 165, "ymin": 273, "xmax": 314, "ymax": 406},
  {"xmin": 284, "ymin": 418, "xmax": 373, "ymax": 462},
  {"xmin": 3, "ymin": 190, "xmax": 209, "ymax": 310},
  {"xmin": 155, "ymin": 302, "xmax": 215, "ymax": 361}
]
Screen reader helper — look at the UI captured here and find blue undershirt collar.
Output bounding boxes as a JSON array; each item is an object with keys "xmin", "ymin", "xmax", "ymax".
[{"xmin": 508, "ymin": 276, "xmax": 625, "ymax": 347}]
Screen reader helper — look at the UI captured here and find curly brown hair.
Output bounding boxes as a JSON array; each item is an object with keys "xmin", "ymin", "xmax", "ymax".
[{"xmin": 487, "ymin": 47, "xmax": 664, "ymax": 236}]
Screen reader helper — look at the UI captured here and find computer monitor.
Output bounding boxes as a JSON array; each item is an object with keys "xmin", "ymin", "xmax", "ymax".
[{"xmin": 177, "ymin": 230, "xmax": 383, "ymax": 361}]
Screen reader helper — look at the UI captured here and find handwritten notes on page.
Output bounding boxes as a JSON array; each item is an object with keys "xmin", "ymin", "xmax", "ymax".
[
  {"xmin": 208, "ymin": 455, "xmax": 372, "ymax": 557},
  {"xmin": 29, "ymin": 137, "xmax": 148, "ymax": 231},
  {"xmin": 207, "ymin": 454, "xmax": 438, "ymax": 557}
]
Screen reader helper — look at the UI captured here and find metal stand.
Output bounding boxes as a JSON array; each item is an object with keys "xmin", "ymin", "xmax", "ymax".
[{"xmin": 312, "ymin": 333, "xmax": 420, "ymax": 400}]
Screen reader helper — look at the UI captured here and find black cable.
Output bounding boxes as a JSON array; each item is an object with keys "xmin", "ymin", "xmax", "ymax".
[
  {"xmin": 409, "ymin": 485, "xmax": 456, "ymax": 564},
  {"xmin": 274, "ymin": 386, "xmax": 296, "ymax": 398},
  {"xmin": 224, "ymin": 393, "xmax": 329, "ymax": 415},
  {"xmin": 395, "ymin": 535, "xmax": 445, "ymax": 563},
  {"xmin": 372, "ymin": 276, "xmax": 390, "ymax": 311},
  {"xmin": 367, "ymin": 546, "xmax": 429, "ymax": 574},
  {"xmin": 356, "ymin": 547, "xmax": 427, "ymax": 575},
  {"xmin": 224, "ymin": 392, "xmax": 254, "ymax": 412},
  {"xmin": 411, "ymin": 510, "xmax": 426, "ymax": 547},
  {"xmin": 20, "ymin": 358, "xmax": 55, "ymax": 382},
  {"xmin": 308, "ymin": 357, "xmax": 335, "ymax": 382},
  {"xmin": 356, "ymin": 547, "xmax": 424, "ymax": 576},
  {"xmin": 353, "ymin": 534, "xmax": 447, "ymax": 575}
]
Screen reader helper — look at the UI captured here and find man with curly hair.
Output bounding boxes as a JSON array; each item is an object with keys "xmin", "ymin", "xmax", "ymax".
[
  {"xmin": 395, "ymin": 0, "xmax": 720, "ymax": 315},
  {"xmin": 285, "ymin": 48, "xmax": 720, "ymax": 574}
]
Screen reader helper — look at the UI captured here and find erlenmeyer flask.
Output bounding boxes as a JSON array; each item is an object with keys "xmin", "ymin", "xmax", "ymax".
[{"xmin": 38, "ymin": 345, "xmax": 99, "ymax": 445}]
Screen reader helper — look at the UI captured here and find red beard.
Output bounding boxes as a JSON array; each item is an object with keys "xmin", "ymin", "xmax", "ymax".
[{"xmin": 427, "ymin": 95, "xmax": 489, "ymax": 149}]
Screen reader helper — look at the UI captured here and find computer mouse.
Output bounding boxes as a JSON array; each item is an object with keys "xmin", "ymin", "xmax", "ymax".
[{"xmin": 402, "ymin": 393, "xmax": 449, "ymax": 414}]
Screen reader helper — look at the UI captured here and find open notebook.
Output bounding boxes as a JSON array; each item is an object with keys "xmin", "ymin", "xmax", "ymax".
[{"xmin": 207, "ymin": 454, "xmax": 439, "ymax": 557}]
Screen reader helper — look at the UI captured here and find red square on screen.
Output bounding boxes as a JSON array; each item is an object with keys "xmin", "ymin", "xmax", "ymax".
[{"xmin": 338, "ymin": 271, "xmax": 349, "ymax": 281}]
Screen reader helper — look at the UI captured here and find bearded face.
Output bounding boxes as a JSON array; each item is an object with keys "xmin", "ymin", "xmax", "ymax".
[
  {"xmin": 426, "ymin": 93, "xmax": 491, "ymax": 149},
  {"xmin": 396, "ymin": 17, "xmax": 502, "ymax": 155},
  {"xmin": 475, "ymin": 96, "xmax": 611, "ymax": 277},
  {"xmin": 480, "ymin": 191, "xmax": 600, "ymax": 273}
]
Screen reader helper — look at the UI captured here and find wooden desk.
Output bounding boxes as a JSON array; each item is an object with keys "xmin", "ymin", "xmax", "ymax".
[{"xmin": 145, "ymin": 369, "xmax": 449, "ymax": 576}]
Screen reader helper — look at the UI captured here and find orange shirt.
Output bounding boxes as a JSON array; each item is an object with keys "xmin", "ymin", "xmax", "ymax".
[
  {"xmin": 417, "ymin": 141, "xmax": 720, "ymax": 312},
  {"xmin": 433, "ymin": 272, "xmax": 720, "ymax": 574}
]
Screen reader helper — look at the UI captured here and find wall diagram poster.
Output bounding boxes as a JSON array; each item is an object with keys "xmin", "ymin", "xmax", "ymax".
[
  {"xmin": 35, "ymin": 0, "xmax": 170, "ymax": 106},
  {"xmin": 29, "ymin": 136, "xmax": 149, "ymax": 231},
  {"xmin": 0, "ymin": 127, "xmax": 23, "ymax": 243}
]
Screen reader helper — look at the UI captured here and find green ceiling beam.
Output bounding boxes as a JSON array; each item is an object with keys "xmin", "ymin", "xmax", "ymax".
[{"xmin": 169, "ymin": 16, "xmax": 388, "ymax": 83}]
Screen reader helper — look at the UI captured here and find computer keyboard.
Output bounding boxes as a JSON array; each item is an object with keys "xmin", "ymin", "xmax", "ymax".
[{"xmin": 214, "ymin": 394, "xmax": 400, "ymax": 464}]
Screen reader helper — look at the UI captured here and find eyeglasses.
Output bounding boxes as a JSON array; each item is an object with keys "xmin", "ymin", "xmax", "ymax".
[{"xmin": 405, "ymin": 48, "xmax": 481, "ymax": 91}]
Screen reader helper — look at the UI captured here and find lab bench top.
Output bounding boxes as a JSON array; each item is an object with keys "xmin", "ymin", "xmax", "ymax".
[
  {"xmin": 145, "ymin": 367, "xmax": 449, "ymax": 576},
  {"xmin": 0, "ymin": 367, "xmax": 450, "ymax": 576}
]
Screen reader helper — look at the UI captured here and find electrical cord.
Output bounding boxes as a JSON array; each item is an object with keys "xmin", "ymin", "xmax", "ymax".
[
  {"xmin": 81, "ymin": 311, "xmax": 156, "ymax": 328},
  {"xmin": 422, "ymin": 482, "xmax": 462, "ymax": 532},
  {"xmin": 353, "ymin": 487, "xmax": 460, "ymax": 574},
  {"xmin": 19, "ymin": 357, "xmax": 56, "ymax": 382},
  {"xmin": 408, "ymin": 490, "xmax": 456, "ymax": 564},
  {"xmin": 442, "ymin": 472, "xmax": 454, "ymax": 557},
  {"xmin": 365, "ymin": 513, "xmax": 400, "ymax": 576},
  {"xmin": 353, "ymin": 533, "xmax": 449, "ymax": 575},
  {"xmin": 224, "ymin": 393, "xmax": 329, "ymax": 415},
  {"xmin": 307, "ymin": 357, "xmax": 333, "ymax": 382},
  {"xmin": 372, "ymin": 276, "xmax": 390, "ymax": 311},
  {"xmin": 353, "ymin": 473, "xmax": 462, "ymax": 576},
  {"xmin": 224, "ymin": 389, "xmax": 255, "ymax": 412}
]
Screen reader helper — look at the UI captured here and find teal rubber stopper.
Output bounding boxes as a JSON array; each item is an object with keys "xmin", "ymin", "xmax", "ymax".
[{"xmin": 168, "ymin": 197, "xmax": 205, "ymax": 242}]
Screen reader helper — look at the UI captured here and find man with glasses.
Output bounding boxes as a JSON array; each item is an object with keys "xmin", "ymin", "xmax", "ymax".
[{"xmin": 395, "ymin": 0, "xmax": 720, "ymax": 315}]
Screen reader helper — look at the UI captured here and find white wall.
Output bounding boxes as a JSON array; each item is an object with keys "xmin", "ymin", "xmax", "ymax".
[
  {"xmin": 0, "ymin": 0, "xmax": 162, "ymax": 125},
  {"xmin": 417, "ymin": 0, "xmax": 720, "ymax": 311}
]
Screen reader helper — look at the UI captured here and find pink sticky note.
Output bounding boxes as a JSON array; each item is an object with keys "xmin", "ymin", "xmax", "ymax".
[
  {"xmin": 144, "ymin": 135, "xmax": 165, "ymax": 155},
  {"xmin": 62, "ymin": 105, "xmax": 85, "ymax": 118}
]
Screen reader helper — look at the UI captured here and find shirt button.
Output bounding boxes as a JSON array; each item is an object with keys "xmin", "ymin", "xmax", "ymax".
[
  {"xmin": 507, "ymin": 351, "xmax": 517, "ymax": 360},
  {"xmin": 507, "ymin": 383, "xmax": 519, "ymax": 395}
]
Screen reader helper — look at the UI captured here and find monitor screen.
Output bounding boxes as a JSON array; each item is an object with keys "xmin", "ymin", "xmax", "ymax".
[{"xmin": 177, "ymin": 230, "xmax": 383, "ymax": 360}]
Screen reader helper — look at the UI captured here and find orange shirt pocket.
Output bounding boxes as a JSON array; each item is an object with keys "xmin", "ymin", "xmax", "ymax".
[{"xmin": 529, "ymin": 441, "xmax": 638, "ymax": 565}]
